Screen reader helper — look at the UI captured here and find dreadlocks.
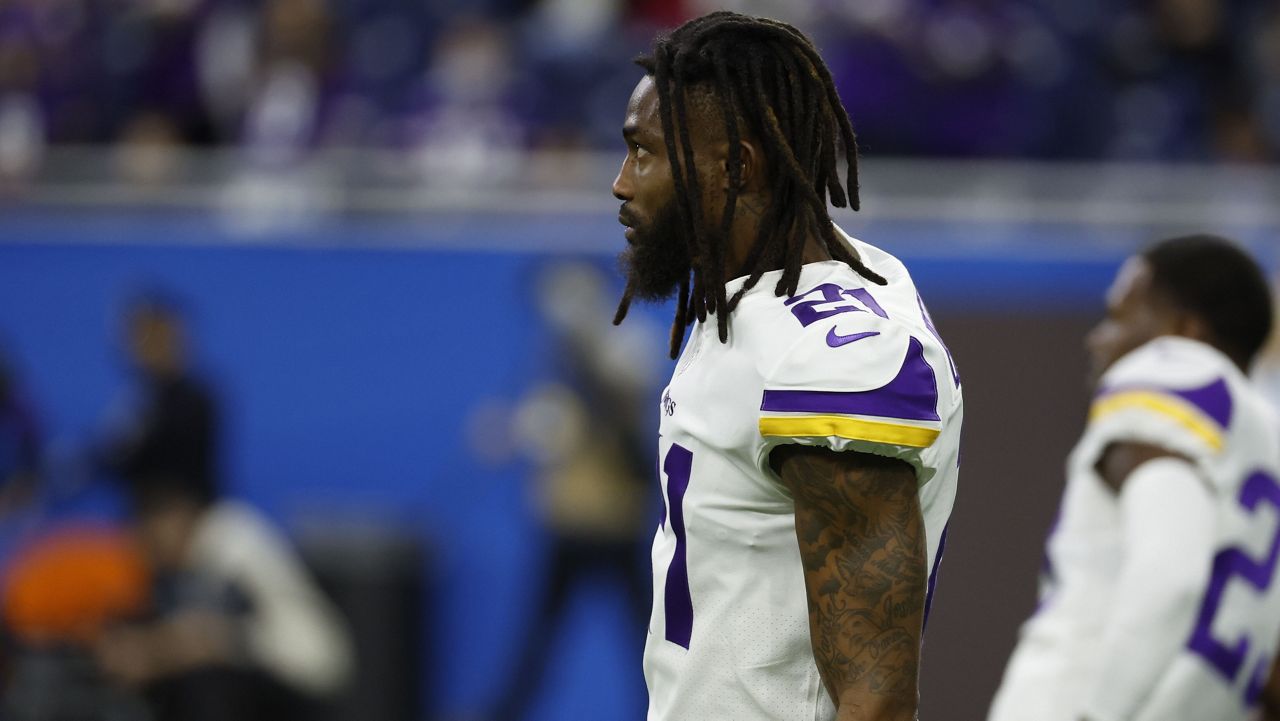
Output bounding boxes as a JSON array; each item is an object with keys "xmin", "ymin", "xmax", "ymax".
[{"xmin": 613, "ymin": 11, "xmax": 886, "ymax": 359}]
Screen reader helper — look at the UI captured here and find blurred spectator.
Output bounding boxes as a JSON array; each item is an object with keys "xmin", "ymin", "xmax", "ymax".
[
  {"xmin": 406, "ymin": 17, "xmax": 525, "ymax": 187},
  {"xmin": 114, "ymin": 111, "xmax": 185, "ymax": 187},
  {"xmin": 487, "ymin": 262, "xmax": 658, "ymax": 721},
  {"xmin": 1252, "ymin": 5, "xmax": 1280, "ymax": 155},
  {"xmin": 3, "ymin": 526, "xmax": 146, "ymax": 647},
  {"xmin": 241, "ymin": 0, "xmax": 336, "ymax": 165},
  {"xmin": 90, "ymin": 291, "xmax": 352, "ymax": 720},
  {"xmin": 99, "ymin": 292, "xmax": 219, "ymax": 507},
  {"xmin": 94, "ymin": 481, "xmax": 353, "ymax": 721},
  {"xmin": 1, "ymin": 524, "xmax": 150, "ymax": 721},
  {"xmin": 0, "ymin": 349, "xmax": 40, "ymax": 517},
  {"xmin": 0, "ymin": 20, "xmax": 44, "ymax": 186}
]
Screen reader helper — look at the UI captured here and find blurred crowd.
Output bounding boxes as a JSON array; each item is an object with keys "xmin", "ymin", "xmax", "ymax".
[{"xmin": 0, "ymin": 0, "xmax": 1278, "ymax": 187}]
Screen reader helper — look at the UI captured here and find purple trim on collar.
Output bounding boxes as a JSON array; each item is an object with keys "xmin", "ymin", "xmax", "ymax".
[
  {"xmin": 1099, "ymin": 377, "xmax": 1233, "ymax": 429},
  {"xmin": 760, "ymin": 337, "xmax": 941, "ymax": 422}
]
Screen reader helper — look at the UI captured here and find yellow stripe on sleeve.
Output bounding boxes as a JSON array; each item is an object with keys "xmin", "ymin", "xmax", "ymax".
[
  {"xmin": 1089, "ymin": 391, "xmax": 1224, "ymax": 452},
  {"xmin": 758, "ymin": 415, "xmax": 940, "ymax": 448}
]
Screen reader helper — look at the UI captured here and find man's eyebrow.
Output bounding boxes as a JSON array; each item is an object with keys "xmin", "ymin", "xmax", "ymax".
[{"xmin": 623, "ymin": 123, "xmax": 639, "ymax": 140}]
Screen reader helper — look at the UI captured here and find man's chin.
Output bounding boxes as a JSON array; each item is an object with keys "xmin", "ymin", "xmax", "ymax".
[
  {"xmin": 628, "ymin": 281, "xmax": 682, "ymax": 303},
  {"xmin": 618, "ymin": 249, "xmax": 685, "ymax": 303}
]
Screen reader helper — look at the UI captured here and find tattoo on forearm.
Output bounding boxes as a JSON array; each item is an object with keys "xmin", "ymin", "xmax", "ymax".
[{"xmin": 782, "ymin": 449, "xmax": 926, "ymax": 716}]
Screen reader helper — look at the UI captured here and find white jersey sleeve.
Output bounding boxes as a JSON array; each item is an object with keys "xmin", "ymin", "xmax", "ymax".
[
  {"xmin": 1085, "ymin": 338, "xmax": 1235, "ymax": 485},
  {"xmin": 756, "ymin": 314, "xmax": 944, "ymax": 485}
]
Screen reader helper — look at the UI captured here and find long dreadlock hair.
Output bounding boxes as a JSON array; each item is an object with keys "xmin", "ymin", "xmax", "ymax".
[{"xmin": 612, "ymin": 11, "xmax": 886, "ymax": 359}]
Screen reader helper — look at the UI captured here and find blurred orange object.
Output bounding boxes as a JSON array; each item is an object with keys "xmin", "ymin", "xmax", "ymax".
[{"xmin": 2, "ymin": 525, "xmax": 149, "ymax": 645}]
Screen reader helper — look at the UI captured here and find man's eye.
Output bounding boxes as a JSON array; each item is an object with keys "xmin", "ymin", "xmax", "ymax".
[{"xmin": 634, "ymin": 145, "xmax": 650, "ymax": 159}]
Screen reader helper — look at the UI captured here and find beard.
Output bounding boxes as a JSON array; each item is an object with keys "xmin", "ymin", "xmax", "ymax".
[{"xmin": 618, "ymin": 197, "xmax": 694, "ymax": 302}]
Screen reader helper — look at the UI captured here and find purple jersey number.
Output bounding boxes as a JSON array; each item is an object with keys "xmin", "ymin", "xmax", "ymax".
[
  {"xmin": 661, "ymin": 443, "xmax": 694, "ymax": 649},
  {"xmin": 1187, "ymin": 469, "xmax": 1280, "ymax": 706},
  {"xmin": 785, "ymin": 283, "xmax": 889, "ymax": 328}
]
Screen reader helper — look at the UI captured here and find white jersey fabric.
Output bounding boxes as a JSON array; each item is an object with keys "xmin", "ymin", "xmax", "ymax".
[
  {"xmin": 643, "ymin": 231, "xmax": 963, "ymax": 721},
  {"xmin": 990, "ymin": 336, "xmax": 1280, "ymax": 721}
]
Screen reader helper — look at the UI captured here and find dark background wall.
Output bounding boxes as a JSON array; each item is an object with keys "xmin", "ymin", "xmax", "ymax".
[
  {"xmin": 0, "ymin": 209, "xmax": 1264, "ymax": 720},
  {"xmin": 920, "ymin": 313, "xmax": 1096, "ymax": 718}
]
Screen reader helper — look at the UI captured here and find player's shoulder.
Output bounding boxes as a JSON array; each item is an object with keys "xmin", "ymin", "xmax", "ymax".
[
  {"xmin": 1097, "ymin": 336, "xmax": 1237, "ymax": 427},
  {"xmin": 1090, "ymin": 336, "xmax": 1239, "ymax": 458},
  {"xmin": 1102, "ymin": 336, "xmax": 1235, "ymax": 391},
  {"xmin": 734, "ymin": 260, "xmax": 919, "ymax": 393},
  {"xmin": 745, "ymin": 253, "xmax": 952, "ymax": 479}
]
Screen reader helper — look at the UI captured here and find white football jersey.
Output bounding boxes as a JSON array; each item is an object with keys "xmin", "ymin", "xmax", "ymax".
[
  {"xmin": 643, "ymin": 230, "xmax": 963, "ymax": 721},
  {"xmin": 990, "ymin": 336, "xmax": 1280, "ymax": 721}
]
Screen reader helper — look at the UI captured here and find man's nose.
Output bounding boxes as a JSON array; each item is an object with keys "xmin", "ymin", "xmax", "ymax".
[{"xmin": 613, "ymin": 158, "xmax": 632, "ymax": 201}]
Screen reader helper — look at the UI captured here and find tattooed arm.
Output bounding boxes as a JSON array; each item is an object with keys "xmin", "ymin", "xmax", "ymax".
[{"xmin": 771, "ymin": 445, "xmax": 926, "ymax": 721}]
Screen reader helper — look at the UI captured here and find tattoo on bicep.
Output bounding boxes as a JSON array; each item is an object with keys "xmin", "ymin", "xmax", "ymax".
[{"xmin": 785, "ymin": 451, "xmax": 927, "ymax": 709}]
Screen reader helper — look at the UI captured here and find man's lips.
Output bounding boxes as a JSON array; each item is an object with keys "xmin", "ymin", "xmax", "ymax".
[{"xmin": 618, "ymin": 211, "xmax": 636, "ymax": 243}]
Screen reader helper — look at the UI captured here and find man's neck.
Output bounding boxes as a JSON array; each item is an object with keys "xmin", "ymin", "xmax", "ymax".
[{"xmin": 723, "ymin": 195, "xmax": 833, "ymax": 281}]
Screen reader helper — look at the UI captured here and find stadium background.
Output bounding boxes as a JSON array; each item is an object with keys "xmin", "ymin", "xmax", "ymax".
[{"xmin": 1, "ymin": 1, "xmax": 1279, "ymax": 720}]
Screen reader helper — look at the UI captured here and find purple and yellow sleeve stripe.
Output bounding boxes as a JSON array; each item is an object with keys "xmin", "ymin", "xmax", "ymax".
[
  {"xmin": 759, "ymin": 337, "xmax": 942, "ymax": 449},
  {"xmin": 758, "ymin": 414, "xmax": 941, "ymax": 448},
  {"xmin": 1090, "ymin": 378, "xmax": 1232, "ymax": 452}
]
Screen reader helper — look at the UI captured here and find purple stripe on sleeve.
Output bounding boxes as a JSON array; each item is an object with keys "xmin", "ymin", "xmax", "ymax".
[
  {"xmin": 760, "ymin": 337, "xmax": 940, "ymax": 422},
  {"xmin": 1171, "ymin": 378, "xmax": 1233, "ymax": 428},
  {"xmin": 1099, "ymin": 377, "xmax": 1233, "ymax": 429}
]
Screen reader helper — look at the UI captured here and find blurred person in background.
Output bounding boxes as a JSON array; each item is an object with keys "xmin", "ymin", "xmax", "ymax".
[
  {"xmin": 989, "ymin": 236, "xmax": 1280, "ymax": 721},
  {"xmin": 408, "ymin": 16, "xmax": 524, "ymax": 188},
  {"xmin": 488, "ymin": 261, "xmax": 658, "ymax": 721},
  {"xmin": 0, "ymin": 19, "xmax": 45, "ymax": 186},
  {"xmin": 93, "ymin": 291, "xmax": 352, "ymax": 721},
  {"xmin": 1, "ymin": 523, "xmax": 150, "ymax": 721},
  {"xmin": 0, "ymin": 347, "xmax": 40, "ymax": 516},
  {"xmin": 240, "ymin": 0, "xmax": 335, "ymax": 163},
  {"xmin": 0, "ymin": 348, "xmax": 151, "ymax": 721},
  {"xmin": 99, "ymin": 292, "xmax": 219, "ymax": 507},
  {"xmin": 1098, "ymin": 0, "xmax": 1267, "ymax": 161},
  {"xmin": 1254, "ymin": 278, "xmax": 1280, "ymax": 721},
  {"xmin": 213, "ymin": 0, "xmax": 339, "ymax": 233},
  {"xmin": 94, "ymin": 477, "xmax": 352, "ymax": 721},
  {"xmin": 611, "ymin": 12, "xmax": 962, "ymax": 721}
]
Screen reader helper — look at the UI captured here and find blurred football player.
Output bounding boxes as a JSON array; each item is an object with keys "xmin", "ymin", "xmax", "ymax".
[
  {"xmin": 611, "ymin": 12, "xmax": 962, "ymax": 721},
  {"xmin": 989, "ymin": 235, "xmax": 1280, "ymax": 721}
]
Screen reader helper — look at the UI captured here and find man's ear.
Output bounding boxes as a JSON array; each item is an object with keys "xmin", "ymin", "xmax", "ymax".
[
  {"xmin": 1175, "ymin": 312, "xmax": 1215, "ymax": 347},
  {"xmin": 720, "ymin": 139, "xmax": 763, "ymax": 192}
]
